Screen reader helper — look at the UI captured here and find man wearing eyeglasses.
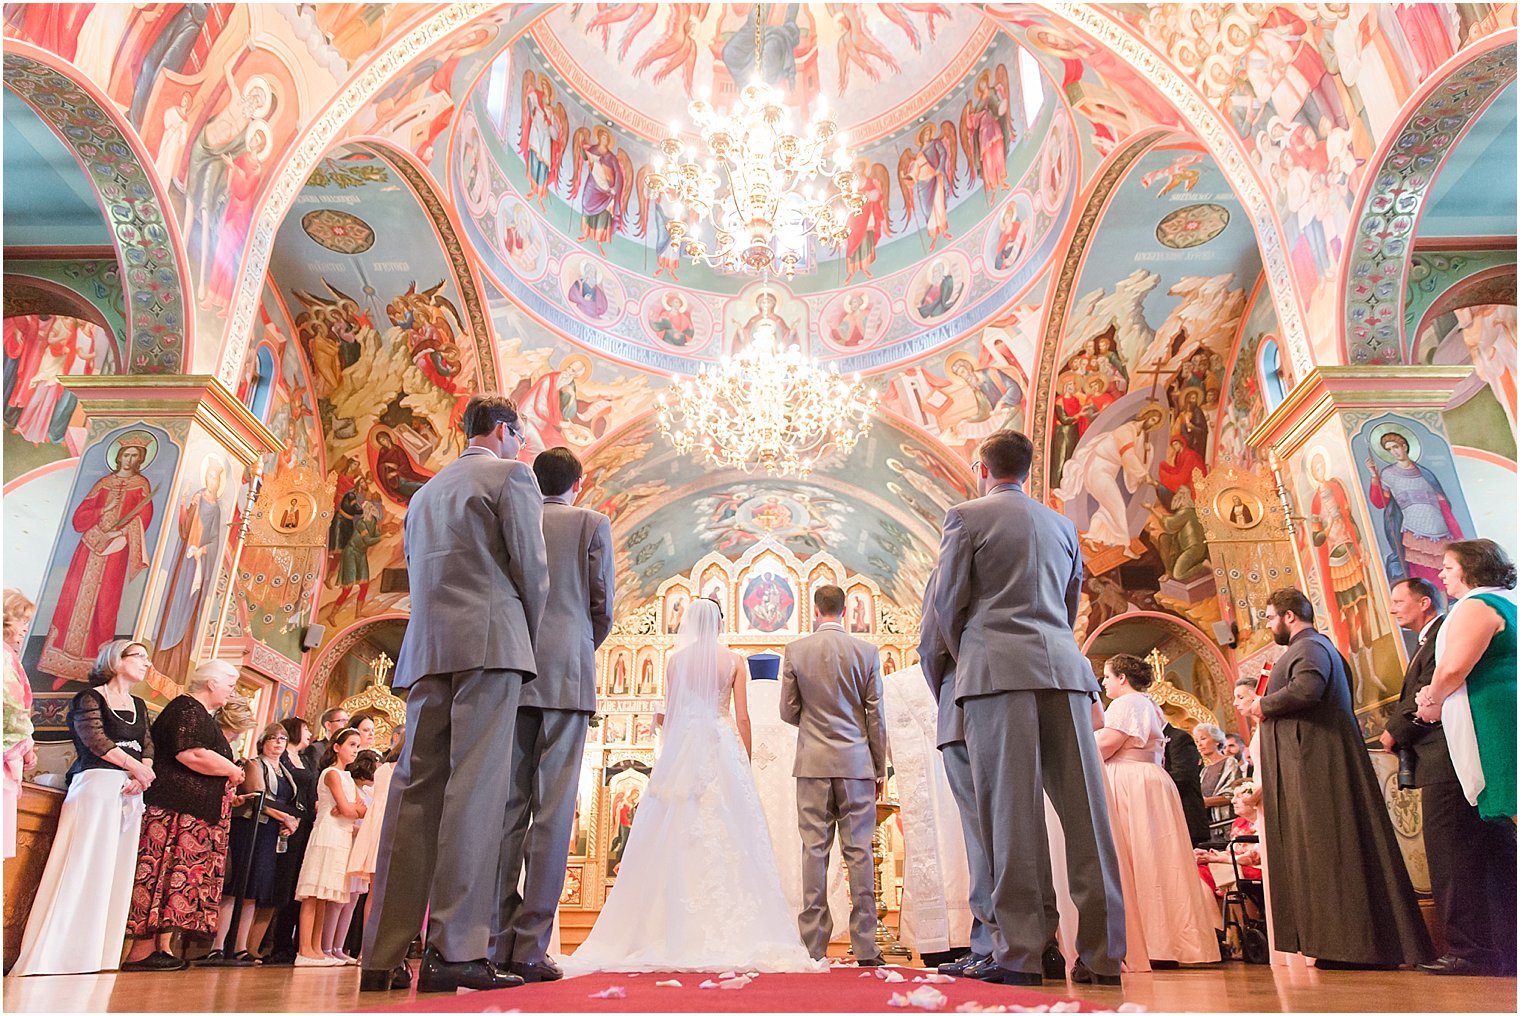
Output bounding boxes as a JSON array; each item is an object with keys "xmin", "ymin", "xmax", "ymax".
[{"xmin": 361, "ymin": 395, "xmax": 548, "ymax": 993}]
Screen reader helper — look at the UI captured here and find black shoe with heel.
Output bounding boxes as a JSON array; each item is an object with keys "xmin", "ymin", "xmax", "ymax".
[{"xmin": 415, "ymin": 948, "xmax": 523, "ymax": 992}]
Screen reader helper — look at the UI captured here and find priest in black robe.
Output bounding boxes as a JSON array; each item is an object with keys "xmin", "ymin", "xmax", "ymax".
[{"xmin": 1244, "ymin": 588, "xmax": 1433, "ymax": 969}]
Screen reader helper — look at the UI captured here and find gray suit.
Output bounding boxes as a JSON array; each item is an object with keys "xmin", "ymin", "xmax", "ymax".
[
  {"xmin": 926, "ymin": 482, "xmax": 1124, "ymax": 976},
  {"xmin": 781, "ymin": 622, "xmax": 885, "ymax": 962},
  {"xmin": 492, "ymin": 493, "xmax": 613, "ymax": 967},
  {"xmin": 362, "ymin": 446, "xmax": 549, "ymax": 969}
]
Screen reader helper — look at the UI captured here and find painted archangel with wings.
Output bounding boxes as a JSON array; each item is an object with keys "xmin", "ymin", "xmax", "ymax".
[
  {"xmin": 518, "ymin": 70, "xmax": 569, "ymax": 209},
  {"xmin": 569, "ymin": 125, "xmax": 635, "ymax": 255}
]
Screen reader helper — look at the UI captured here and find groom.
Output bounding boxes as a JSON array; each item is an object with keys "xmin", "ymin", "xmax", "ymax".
[{"xmin": 781, "ymin": 584, "xmax": 887, "ymax": 965}]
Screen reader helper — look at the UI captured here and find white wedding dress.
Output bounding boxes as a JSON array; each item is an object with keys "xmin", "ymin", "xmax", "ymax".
[{"xmin": 562, "ymin": 600, "xmax": 825, "ymax": 975}]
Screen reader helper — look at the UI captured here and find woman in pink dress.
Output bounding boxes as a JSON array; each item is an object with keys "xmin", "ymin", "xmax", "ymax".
[{"xmin": 1095, "ymin": 653, "xmax": 1221, "ymax": 972}]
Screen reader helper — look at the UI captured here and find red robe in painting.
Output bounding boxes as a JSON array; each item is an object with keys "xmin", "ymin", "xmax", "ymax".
[{"xmin": 39, "ymin": 470, "xmax": 154, "ymax": 684}]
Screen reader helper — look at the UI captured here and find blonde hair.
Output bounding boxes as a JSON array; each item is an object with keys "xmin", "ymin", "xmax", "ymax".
[
  {"xmin": 215, "ymin": 694, "xmax": 256, "ymax": 736},
  {"xmin": 185, "ymin": 658, "xmax": 239, "ymax": 696},
  {"xmin": 3, "ymin": 588, "xmax": 35, "ymax": 644}
]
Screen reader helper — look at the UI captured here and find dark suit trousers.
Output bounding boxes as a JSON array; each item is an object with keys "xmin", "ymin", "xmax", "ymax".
[
  {"xmin": 491, "ymin": 706, "xmax": 589, "ymax": 966},
  {"xmin": 963, "ymin": 689, "xmax": 1126, "ymax": 976},
  {"xmin": 362, "ymin": 668, "xmax": 523, "ymax": 968},
  {"xmin": 1422, "ymin": 778, "xmax": 1518, "ymax": 970}
]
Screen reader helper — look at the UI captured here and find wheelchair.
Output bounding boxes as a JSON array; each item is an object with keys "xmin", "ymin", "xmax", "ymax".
[{"xmin": 1219, "ymin": 834, "xmax": 1270, "ymax": 964}]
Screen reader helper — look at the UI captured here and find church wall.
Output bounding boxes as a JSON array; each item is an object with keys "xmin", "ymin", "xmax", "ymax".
[{"xmin": 3, "ymin": 260, "xmax": 127, "ymax": 344}]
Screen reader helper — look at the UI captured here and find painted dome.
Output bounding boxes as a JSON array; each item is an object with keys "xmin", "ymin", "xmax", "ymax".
[{"xmin": 451, "ymin": 4, "xmax": 1078, "ymax": 375}]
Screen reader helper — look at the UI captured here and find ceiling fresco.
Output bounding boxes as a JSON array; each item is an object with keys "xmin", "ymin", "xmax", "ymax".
[
  {"xmin": 577, "ymin": 411, "xmax": 974, "ymax": 607},
  {"xmin": 451, "ymin": 24, "xmax": 1077, "ymax": 376}
]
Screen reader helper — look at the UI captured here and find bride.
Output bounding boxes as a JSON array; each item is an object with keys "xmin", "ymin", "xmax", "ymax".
[{"xmin": 561, "ymin": 597, "xmax": 825, "ymax": 975}]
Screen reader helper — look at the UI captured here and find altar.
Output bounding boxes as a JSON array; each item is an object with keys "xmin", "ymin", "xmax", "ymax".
[{"xmin": 561, "ymin": 539, "xmax": 922, "ymax": 921}]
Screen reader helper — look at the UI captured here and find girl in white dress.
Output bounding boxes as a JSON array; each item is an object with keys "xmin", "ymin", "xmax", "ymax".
[
  {"xmin": 1096, "ymin": 654, "xmax": 1221, "ymax": 972},
  {"xmin": 562, "ymin": 598, "xmax": 825, "ymax": 975},
  {"xmin": 293, "ymin": 728, "xmax": 366, "ymax": 967}
]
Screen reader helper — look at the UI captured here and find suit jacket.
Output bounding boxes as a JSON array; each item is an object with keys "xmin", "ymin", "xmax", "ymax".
[
  {"xmin": 1162, "ymin": 722, "xmax": 1211, "ymax": 845},
  {"xmin": 927, "ymin": 483, "xmax": 1099, "ymax": 702},
  {"xmin": 1383, "ymin": 616, "xmax": 1455, "ymax": 787},
  {"xmin": 781, "ymin": 622, "xmax": 887, "ymax": 779},
  {"xmin": 393, "ymin": 446, "xmax": 549, "ymax": 688},
  {"xmin": 520, "ymin": 495, "xmax": 614, "ymax": 713}
]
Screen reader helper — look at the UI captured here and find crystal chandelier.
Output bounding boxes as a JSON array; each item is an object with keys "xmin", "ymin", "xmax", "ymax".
[
  {"xmin": 644, "ymin": 6, "xmax": 863, "ymax": 278},
  {"xmin": 655, "ymin": 320, "xmax": 879, "ymax": 478}
]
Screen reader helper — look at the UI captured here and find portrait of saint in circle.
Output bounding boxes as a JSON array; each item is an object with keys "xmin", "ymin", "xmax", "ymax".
[
  {"xmin": 1215, "ymin": 487, "xmax": 1264, "ymax": 530},
  {"xmin": 274, "ymin": 490, "xmax": 318, "ymax": 535}
]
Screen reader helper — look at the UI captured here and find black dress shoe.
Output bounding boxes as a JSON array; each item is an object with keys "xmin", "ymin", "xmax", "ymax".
[
  {"xmin": 416, "ymin": 949, "xmax": 524, "ymax": 992},
  {"xmin": 1042, "ymin": 940, "xmax": 1065, "ymax": 981},
  {"xmin": 961, "ymin": 955, "xmax": 1002, "ymax": 980},
  {"xmin": 121, "ymin": 951, "xmax": 187, "ymax": 972},
  {"xmin": 359, "ymin": 964, "xmax": 413, "ymax": 991},
  {"xmin": 1071, "ymin": 960, "xmax": 1122, "ymax": 985},
  {"xmin": 1315, "ymin": 958, "xmax": 1397, "ymax": 971},
  {"xmin": 1150, "ymin": 959, "xmax": 1179, "ymax": 970},
  {"xmin": 856, "ymin": 956, "xmax": 887, "ymax": 967},
  {"xmin": 508, "ymin": 957, "xmax": 563, "ymax": 983},
  {"xmin": 938, "ymin": 952, "xmax": 986, "ymax": 977},
  {"xmin": 1418, "ymin": 954, "xmax": 1494, "ymax": 976},
  {"xmin": 987, "ymin": 967, "xmax": 1044, "ymax": 987}
]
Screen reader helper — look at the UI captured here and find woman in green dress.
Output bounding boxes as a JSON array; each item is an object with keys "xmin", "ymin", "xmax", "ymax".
[{"xmin": 1417, "ymin": 538, "xmax": 1517, "ymax": 821}]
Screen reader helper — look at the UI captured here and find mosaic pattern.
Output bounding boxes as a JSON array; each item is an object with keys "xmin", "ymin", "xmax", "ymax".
[
  {"xmin": 3, "ymin": 50, "xmax": 188, "ymax": 373},
  {"xmin": 1344, "ymin": 42, "xmax": 1516, "ymax": 365}
]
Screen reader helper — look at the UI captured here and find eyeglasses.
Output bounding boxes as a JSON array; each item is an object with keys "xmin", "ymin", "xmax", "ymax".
[
  {"xmin": 122, "ymin": 650, "xmax": 148, "ymax": 660},
  {"xmin": 507, "ymin": 422, "xmax": 525, "ymax": 442}
]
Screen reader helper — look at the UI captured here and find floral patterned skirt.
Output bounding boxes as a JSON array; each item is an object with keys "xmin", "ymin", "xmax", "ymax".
[{"xmin": 125, "ymin": 804, "xmax": 231, "ymax": 937}]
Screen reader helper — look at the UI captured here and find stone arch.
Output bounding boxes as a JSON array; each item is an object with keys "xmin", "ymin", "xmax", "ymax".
[
  {"xmin": 2, "ymin": 274, "xmax": 115, "ymax": 338},
  {"xmin": 2, "ymin": 42, "xmax": 193, "ymax": 373},
  {"xmin": 1081, "ymin": 608, "xmax": 1234, "ymax": 724},
  {"xmin": 1411, "ymin": 263, "xmax": 1519, "ymax": 362},
  {"xmin": 303, "ymin": 612, "xmax": 408, "ymax": 722},
  {"xmin": 1340, "ymin": 32, "xmax": 1517, "ymax": 366}
]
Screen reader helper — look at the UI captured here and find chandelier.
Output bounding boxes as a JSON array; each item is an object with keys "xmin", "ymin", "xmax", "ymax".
[
  {"xmin": 644, "ymin": 6, "xmax": 863, "ymax": 278},
  {"xmin": 655, "ymin": 320, "xmax": 878, "ymax": 478}
]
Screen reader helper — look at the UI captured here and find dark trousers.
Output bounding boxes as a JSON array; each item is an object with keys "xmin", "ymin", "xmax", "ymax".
[{"xmin": 1422, "ymin": 779, "xmax": 1518, "ymax": 970}]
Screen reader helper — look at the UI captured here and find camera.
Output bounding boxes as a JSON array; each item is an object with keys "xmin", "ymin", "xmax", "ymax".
[{"xmin": 1397, "ymin": 747, "xmax": 1418, "ymax": 790}]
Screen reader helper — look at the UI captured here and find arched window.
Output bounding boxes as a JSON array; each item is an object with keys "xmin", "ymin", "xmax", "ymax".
[
  {"xmin": 1259, "ymin": 337, "xmax": 1287, "ymax": 411},
  {"xmin": 247, "ymin": 345, "xmax": 276, "ymax": 421}
]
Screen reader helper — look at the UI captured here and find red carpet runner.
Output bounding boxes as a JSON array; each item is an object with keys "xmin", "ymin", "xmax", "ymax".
[{"xmin": 367, "ymin": 964, "xmax": 1131, "ymax": 1013}]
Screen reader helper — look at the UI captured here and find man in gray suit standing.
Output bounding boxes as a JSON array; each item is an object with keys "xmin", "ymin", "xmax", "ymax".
[
  {"xmin": 926, "ymin": 430, "xmax": 1124, "ymax": 987},
  {"xmin": 360, "ymin": 395, "xmax": 549, "ymax": 994},
  {"xmin": 491, "ymin": 446, "xmax": 613, "ymax": 983},
  {"xmin": 781, "ymin": 584, "xmax": 886, "ymax": 966}
]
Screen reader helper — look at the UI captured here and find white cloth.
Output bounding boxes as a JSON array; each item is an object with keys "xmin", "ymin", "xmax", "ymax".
[
  {"xmin": 349, "ymin": 762, "xmax": 393, "ymax": 877},
  {"xmin": 11, "ymin": 769, "xmax": 143, "ymax": 975},
  {"xmin": 881, "ymin": 665, "xmax": 972, "ymax": 953},
  {"xmin": 747, "ymin": 677, "xmax": 851, "ymax": 943},
  {"xmin": 563, "ymin": 600, "xmax": 824, "ymax": 975},
  {"xmin": 1437, "ymin": 586, "xmax": 1516, "ymax": 806}
]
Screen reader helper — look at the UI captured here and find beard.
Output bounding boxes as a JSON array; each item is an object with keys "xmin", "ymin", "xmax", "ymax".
[{"xmin": 1271, "ymin": 623, "xmax": 1291, "ymax": 646}]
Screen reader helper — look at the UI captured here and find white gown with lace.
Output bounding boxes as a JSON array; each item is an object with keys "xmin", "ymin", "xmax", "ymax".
[{"xmin": 562, "ymin": 644, "xmax": 825, "ymax": 975}]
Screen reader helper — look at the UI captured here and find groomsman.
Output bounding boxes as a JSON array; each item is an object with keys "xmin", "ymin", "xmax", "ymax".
[
  {"xmin": 492, "ymin": 447, "xmax": 614, "ymax": 982},
  {"xmin": 1383, "ymin": 578, "xmax": 1516, "ymax": 976},
  {"xmin": 782, "ymin": 585, "xmax": 887, "ymax": 966},
  {"xmin": 361, "ymin": 395, "xmax": 548, "ymax": 993},
  {"xmin": 926, "ymin": 430, "xmax": 1125, "ymax": 986}
]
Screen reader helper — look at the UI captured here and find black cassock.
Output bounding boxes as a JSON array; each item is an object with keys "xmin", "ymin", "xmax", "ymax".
[{"xmin": 1259, "ymin": 628, "xmax": 1433, "ymax": 966}]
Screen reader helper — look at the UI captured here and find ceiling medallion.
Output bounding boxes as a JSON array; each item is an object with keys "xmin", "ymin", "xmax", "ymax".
[
  {"xmin": 644, "ymin": 4, "xmax": 863, "ymax": 279},
  {"xmin": 655, "ymin": 301, "xmax": 879, "ymax": 478}
]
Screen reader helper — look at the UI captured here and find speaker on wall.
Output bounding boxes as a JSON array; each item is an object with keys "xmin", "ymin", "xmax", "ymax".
[
  {"xmin": 1211, "ymin": 620, "xmax": 1237, "ymax": 647},
  {"xmin": 301, "ymin": 624, "xmax": 326, "ymax": 651}
]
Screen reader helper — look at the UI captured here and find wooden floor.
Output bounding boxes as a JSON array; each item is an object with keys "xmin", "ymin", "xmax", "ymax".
[{"xmin": 2, "ymin": 960, "xmax": 1515, "ymax": 1013}]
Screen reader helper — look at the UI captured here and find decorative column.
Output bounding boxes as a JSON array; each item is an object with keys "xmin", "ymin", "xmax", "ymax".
[
  {"xmin": 24, "ymin": 376, "xmax": 279, "ymax": 742},
  {"xmin": 1249, "ymin": 365, "xmax": 1478, "ymax": 737}
]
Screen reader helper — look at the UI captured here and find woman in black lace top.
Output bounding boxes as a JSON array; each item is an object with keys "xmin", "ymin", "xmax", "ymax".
[{"xmin": 12, "ymin": 640, "xmax": 157, "ymax": 976}]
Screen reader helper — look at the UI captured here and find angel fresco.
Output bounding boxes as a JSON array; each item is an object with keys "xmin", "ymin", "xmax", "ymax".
[
  {"xmin": 633, "ymin": 8, "xmax": 704, "ymax": 91},
  {"xmin": 635, "ymin": 170, "xmax": 686, "ymax": 281},
  {"xmin": 518, "ymin": 71, "xmax": 568, "ymax": 210},
  {"xmin": 294, "ymin": 281, "xmax": 373, "ymax": 399},
  {"xmin": 386, "ymin": 282, "xmax": 467, "ymax": 395},
  {"xmin": 844, "ymin": 160, "xmax": 892, "ymax": 282},
  {"xmin": 832, "ymin": 7, "xmax": 900, "ymax": 91},
  {"xmin": 899, "ymin": 121, "xmax": 958, "ymax": 252},
  {"xmin": 570, "ymin": 126, "xmax": 634, "ymax": 255},
  {"xmin": 960, "ymin": 65, "xmax": 1015, "ymax": 199}
]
